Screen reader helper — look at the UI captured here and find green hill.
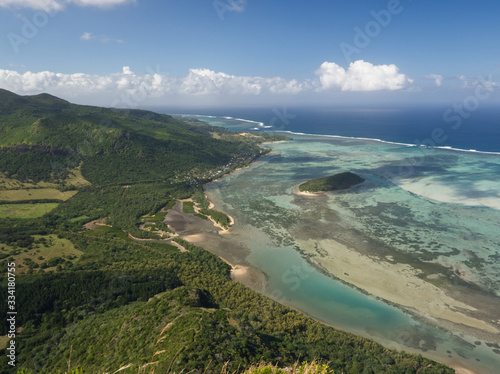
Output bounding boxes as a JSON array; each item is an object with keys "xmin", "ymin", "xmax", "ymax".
[
  {"xmin": 0, "ymin": 90, "xmax": 452, "ymax": 374},
  {"xmin": 299, "ymin": 172, "xmax": 365, "ymax": 193},
  {"xmin": 0, "ymin": 89, "xmax": 279, "ymax": 185}
]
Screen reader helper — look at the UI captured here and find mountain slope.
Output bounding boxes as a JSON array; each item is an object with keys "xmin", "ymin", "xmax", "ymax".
[{"xmin": 0, "ymin": 89, "xmax": 267, "ymax": 185}]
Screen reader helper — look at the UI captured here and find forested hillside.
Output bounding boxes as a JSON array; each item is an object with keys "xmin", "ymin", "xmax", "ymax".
[
  {"xmin": 0, "ymin": 90, "xmax": 453, "ymax": 373},
  {"xmin": 0, "ymin": 89, "xmax": 280, "ymax": 185}
]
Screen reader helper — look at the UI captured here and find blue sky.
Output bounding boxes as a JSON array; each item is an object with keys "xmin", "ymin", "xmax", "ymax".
[{"xmin": 0, "ymin": 0, "xmax": 499, "ymax": 108}]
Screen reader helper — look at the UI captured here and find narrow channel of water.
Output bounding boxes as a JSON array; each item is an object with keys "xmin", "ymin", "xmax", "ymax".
[{"xmin": 203, "ymin": 134, "xmax": 500, "ymax": 373}]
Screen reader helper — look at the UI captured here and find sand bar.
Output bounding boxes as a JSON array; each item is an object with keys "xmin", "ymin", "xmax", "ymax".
[
  {"xmin": 395, "ymin": 176, "xmax": 500, "ymax": 211},
  {"xmin": 297, "ymin": 238, "xmax": 500, "ymax": 334}
]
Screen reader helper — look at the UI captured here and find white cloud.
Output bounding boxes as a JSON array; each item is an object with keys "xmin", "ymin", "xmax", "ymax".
[
  {"xmin": 68, "ymin": 0, "xmax": 135, "ymax": 8},
  {"xmin": 80, "ymin": 32, "xmax": 124, "ymax": 43},
  {"xmin": 316, "ymin": 60, "xmax": 412, "ymax": 92},
  {"xmin": 180, "ymin": 68, "xmax": 306, "ymax": 96},
  {"xmin": 0, "ymin": 0, "xmax": 62, "ymax": 11},
  {"xmin": 424, "ymin": 74, "xmax": 443, "ymax": 87},
  {"xmin": 80, "ymin": 32, "xmax": 92, "ymax": 41},
  {"xmin": 0, "ymin": 61, "xmax": 413, "ymax": 107},
  {"xmin": 456, "ymin": 75, "xmax": 496, "ymax": 91},
  {"xmin": 0, "ymin": 66, "xmax": 304, "ymax": 105},
  {"xmin": 0, "ymin": 0, "xmax": 133, "ymax": 11},
  {"xmin": 122, "ymin": 66, "xmax": 133, "ymax": 75}
]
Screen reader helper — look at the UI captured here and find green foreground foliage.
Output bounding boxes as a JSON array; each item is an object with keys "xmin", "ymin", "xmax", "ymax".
[
  {"xmin": 0, "ymin": 90, "xmax": 453, "ymax": 374},
  {"xmin": 1, "ymin": 235, "xmax": 452, "ymax": 374},
  {"xmin": 16, "ymin": 360, "xmax": 334, "ymax": 374}
]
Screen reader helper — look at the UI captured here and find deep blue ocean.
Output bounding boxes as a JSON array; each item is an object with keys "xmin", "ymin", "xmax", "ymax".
[{"xmin": 157, "ymin": 106, "xmax": 500, "ymax": 153}]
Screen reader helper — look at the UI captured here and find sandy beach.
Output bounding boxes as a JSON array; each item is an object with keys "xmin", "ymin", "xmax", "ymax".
[
  {"xmin": 182, "ymin": 234, "xmax": 266, "ymax": 292},
  {"xmin": 230, "ymin": 264, "xmax": 266, "ymax": 292},
  {"xmin": 453, "ymin": 367, "xmax": 478, "ymax": 374},
  {"xmin": 195, "ymin": 198, "xmax": 235, "ymax": 234},
  {"xmin": 292, "ymin": 185, "xmax": 323, "ymax": 197}
]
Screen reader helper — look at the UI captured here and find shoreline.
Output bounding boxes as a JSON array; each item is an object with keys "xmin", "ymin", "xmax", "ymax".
[
  {"xmin": 179, "ymin": 120, "xmax": 500, "ymax": 372},
  {"xmin": 173, "ymin": 141, "xmax": 498, "ymax": 373},
  {"xmin": 275, "ymin": 130, "xmax": 500, "ymax": 156},
  {"xmin": 205, "ymin": 175, "xmax": 498, "ymax": 336},
  {"xmin": 180, "ymin": 232, "xmax": 267, "ymax": 292},
  {"xmin": 196, "ymin": 193, "xmax": 492, "ymax": 374},
  {"xmin": 292, "ymin": 185, "xmax": 323, "ymax": 197}
]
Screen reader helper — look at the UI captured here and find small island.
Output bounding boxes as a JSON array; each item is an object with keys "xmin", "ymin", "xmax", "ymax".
[{"xmin": 299, "ymin": 172, "xmax": 365, "ymax": 193}]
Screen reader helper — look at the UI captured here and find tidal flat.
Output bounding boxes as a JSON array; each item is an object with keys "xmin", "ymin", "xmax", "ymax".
[{"xmin": 179, "ymin": 133, "xmax": 500, "ymax": 374}]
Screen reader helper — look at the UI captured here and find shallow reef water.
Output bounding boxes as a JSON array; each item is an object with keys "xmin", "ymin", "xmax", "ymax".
[{"xmin": 202, "ymin": 129, "xmax": 500, "ymax": 373}]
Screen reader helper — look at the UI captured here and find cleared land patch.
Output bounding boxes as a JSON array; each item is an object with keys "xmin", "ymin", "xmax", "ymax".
[
  {"xmin": 84, "ymin": 225, "xmax": 133, "ymax": 242},
  {"xmin": 65, "ymin": 166, "xmax": 91, "ymax": 187},
  {"xmin": 182, "ymin": 201, "xmax": 195, "ymax": 213},
  {"xmin": 0, "ymin": 165, "xmax": 90, "ymax": 191},
  {"xmin": 0, "ymin": 188, "xmax": 78, "ymax": 202},
  {"xmin": 0, "ymin": 234, "xmax": 82, "ymax": 273},
  {"xmin": 0, "ymin": 203, "xmax": 59, "ymax": 218}
]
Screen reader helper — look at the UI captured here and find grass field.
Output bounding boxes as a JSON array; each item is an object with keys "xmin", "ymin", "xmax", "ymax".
[
  {"xmin": 164, "ymin": 199, "xmax": 176, "ymax": 210},
  {"xmin": 0, "ymin": 335, "xmax": 9, "ymax": 350},
  {"xmin": 0, "ymin": 172, "xmax": 39, "ymax": 190},
  {"xmin": 69, "ymin": 215, "xmax": 91, "ymax": 223},
  {"xmin": 0, "ymin": 203, "xmax": 59, "ymax": 218},
  {"xmin": 144, "ymin": 211, "xmax": 168, "ymax": 223},
  {"xmin": 141, "ymin": 200, "xmax": 176, "ymax": 223},
  {"xmin": 0, "ymin": 165, "xmax": 90, "ymax": 191},
  {"xmin": 0, "ymin": 234, "xmax": 82, "ymax": 273},
  {"xmin": 84, "ymin": 225, "xmax": 133, "ymax": 242},
  {"xmin": 0, "ymin": 188, "xmax": 78, "ymax": 202},
  {"xmin": 182, "ymin": 201, "xmax": 195, "ymax": 214},
  {"xmin": 65, "ymin": 165, "xmax": 92, "ymax": 187}
]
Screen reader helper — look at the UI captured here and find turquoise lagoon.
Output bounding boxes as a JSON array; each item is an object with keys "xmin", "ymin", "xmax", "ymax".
[{"xmin": 187, "ymin": 116, "xmax": 500, "ymax": 373}]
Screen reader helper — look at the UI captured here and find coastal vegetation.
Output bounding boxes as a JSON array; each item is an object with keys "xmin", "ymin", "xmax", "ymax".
[
  {"xmin": 299, "ymin": 172, "xmax": 365, "ymax": 193},
  {"xmin": 0, "ymin": 89, "xmax": 453, "ymax": 373},
  {"xmin": 182, "ymin": 201, "xmax": 196, "ymax": 214}
]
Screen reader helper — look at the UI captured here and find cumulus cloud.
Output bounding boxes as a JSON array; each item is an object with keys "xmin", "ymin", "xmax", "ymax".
[
  {"xmin": 0, "ymin": 66, "xmax": 305, "ymax": 106},
  {"xmin": 316, "ymin": 60, "xmax": 412, "ymax": 92},
  {"xmin": 456, "ymin": 75, "xmax": 496, "ymax": 91},
  {"xmin": 181, "ymin": 68, "xmax": 306, "ymax": 96},
  {"xmin": 0, "ymin": 0, "xmax": 133, "ymax": 11},
  {"xmin": 0, "ymin": 61, "xmax": 413, "ymax": 107},
  {"xmin": 80, "ymin": 32, "xmax": 124, "ymax": 43},
  {"xmin": 424, "ymin": 74, "xmax": 443, "ymax": 87}
]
